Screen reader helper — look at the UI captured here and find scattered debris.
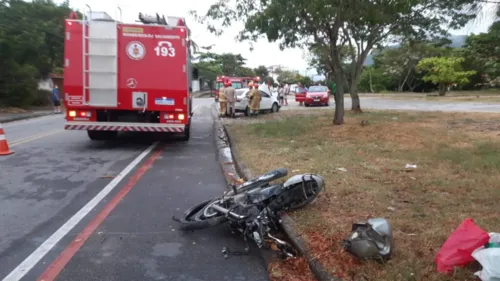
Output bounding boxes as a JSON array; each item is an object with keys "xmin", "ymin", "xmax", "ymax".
[
  {"xmin": 435, "ymin": 218, "xmax": 490, "ymax": 274},
  {"xmin": 336, "ymin": 168, "xmax": 348, "ymax": 172},
  {"xmin": 405, "ymin": 164, "xmax": 417, "ymax": 169},
  {"xmin": 392, "ymin": 117, "xmax": 399, "ymax": 120},
  {"xmin": 472, "ymin": 233, "xmax": 500, "ymax": 281},
  {"xmin": 360, "ymin": 120, "xmax": 370, "ymax": 126},
  {"xmin": 387, "ymin": 206, "xmax": 396, "ymax": 211},
  {"xmin": 292, "ymin": 169, "xmax": 300, "ymax": 173}
]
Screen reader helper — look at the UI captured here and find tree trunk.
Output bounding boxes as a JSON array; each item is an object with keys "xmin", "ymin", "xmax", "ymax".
[
  {"xmin": 334, "ymin": 75, "xmax": 344, "ymax": 125},
  {"xmin": 369, "ymin": 69, "xmax": 374, "ymax": 93},
  {"xmin": 350, "ymin": 81, "xmax": 362, "ymax": 113},
  {"xmin": 398, "ymin": 67, "xmax": 412, "ymax": 92},
  {"xmin": 438, "ymin": 83, "xmax": 446, "ymax": 96}
]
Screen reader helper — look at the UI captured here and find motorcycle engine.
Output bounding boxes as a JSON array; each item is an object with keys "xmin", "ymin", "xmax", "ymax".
[{"xmin": 343, "ymin": 218, "xmax": 393, "ymax": 262}]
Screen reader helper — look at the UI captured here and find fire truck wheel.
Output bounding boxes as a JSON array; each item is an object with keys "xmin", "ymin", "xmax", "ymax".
[
  {"xmin": 180, "ymin": 124, "xmax": 190, "ymax": 141},
  {"xmin": 87, "ymin": 130, "xmax": 118, "ymax": 141}
]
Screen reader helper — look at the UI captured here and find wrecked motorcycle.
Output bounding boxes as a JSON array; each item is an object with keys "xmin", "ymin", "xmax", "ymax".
[{"xmin": 174, "ymin": 168, "xmax": 324, "ymax": 258}]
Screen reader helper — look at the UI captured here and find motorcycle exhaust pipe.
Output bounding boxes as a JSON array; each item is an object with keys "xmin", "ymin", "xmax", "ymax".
[{"xmin": 209, "ymin": 204, "xmax": 245, "ymax": 219}]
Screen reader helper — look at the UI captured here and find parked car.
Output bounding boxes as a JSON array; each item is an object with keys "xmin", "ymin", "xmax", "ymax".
[
  {"xmin": 304, "ymin": 85, "xmax": 331, "ymax": 106},
  {"xmin": 235, "ymin": 87, "xmax": 281, "ymax": 116}
]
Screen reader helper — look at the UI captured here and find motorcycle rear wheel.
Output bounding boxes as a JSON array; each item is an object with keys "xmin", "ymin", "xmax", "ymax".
[
  {"xmin": 283, "ymin": 178, "xmax": 324, "ymax": 210},
  {"xmin": 178, "ymin": 198, "xmax": 228, "ymax": 231}
]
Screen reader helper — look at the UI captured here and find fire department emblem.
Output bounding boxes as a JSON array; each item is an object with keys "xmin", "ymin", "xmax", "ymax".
[{"xmin": 126, "ymin": 41, "xmax": 146, "ymax": 60}]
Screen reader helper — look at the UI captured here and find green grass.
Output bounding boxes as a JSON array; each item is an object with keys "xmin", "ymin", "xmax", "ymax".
[{"xmin": 228, "ymin": 109, "xmax": 500, "ymax": 281}]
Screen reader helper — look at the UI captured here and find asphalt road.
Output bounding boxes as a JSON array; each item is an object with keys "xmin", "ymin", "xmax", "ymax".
[
  {"xmin": 278, "ymin": 95, "xmax": 500, "ymax": 112},
  {"xmin": 0, "ymin": 98, "xmax": 269, "ymax": 281}
]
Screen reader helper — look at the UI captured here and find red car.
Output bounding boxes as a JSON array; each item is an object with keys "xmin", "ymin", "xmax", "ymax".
[
  {"xmin": 295, "ymin": 86, "xmax": 307, "ymax": 103},
  {"xmin": 304, "ymin": 85, "xmax": 331, "ymax": 106}
]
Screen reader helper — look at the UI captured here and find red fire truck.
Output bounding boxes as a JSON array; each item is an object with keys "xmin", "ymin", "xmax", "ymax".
[
  {"xmin": 63, "ymin": 9, "xmax": 194, "ymax": 141},
  {"xmin": 214, "ymin": 76, "xmax": 260, "ymax": 101}
]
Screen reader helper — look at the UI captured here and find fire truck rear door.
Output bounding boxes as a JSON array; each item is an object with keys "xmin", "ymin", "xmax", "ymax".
[{"xmin": 87, "ymin": 20, "xmax": 118, "ymax": 107}]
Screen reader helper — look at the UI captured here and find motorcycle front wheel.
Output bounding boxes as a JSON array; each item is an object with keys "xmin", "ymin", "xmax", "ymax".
[{"xmin": 178, "ymin": 198, "xmax": 228, "ymax": 231}]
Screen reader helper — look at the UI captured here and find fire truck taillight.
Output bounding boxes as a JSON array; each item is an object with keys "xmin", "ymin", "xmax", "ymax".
[
  {"xmin": 69, "ymin": 110, "xmax": 91, "ymax": 118},
  {"xmin": 164, "ymin": 113, "xmax": 185, "ymax": 120}
]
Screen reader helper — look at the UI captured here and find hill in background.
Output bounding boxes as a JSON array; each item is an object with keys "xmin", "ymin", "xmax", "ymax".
[
  {"xmin": 311, "ymin": 35, "xmax": 467, "ymax": 81},
  {"xmin": 364, "ymin": 34, "xmax": 467, "ymax": 66}
]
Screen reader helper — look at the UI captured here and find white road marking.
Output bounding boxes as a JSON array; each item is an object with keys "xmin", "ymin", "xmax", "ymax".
[{"xmin": 1, "ymin": 142, "xmax": 159, "ymax": 281}]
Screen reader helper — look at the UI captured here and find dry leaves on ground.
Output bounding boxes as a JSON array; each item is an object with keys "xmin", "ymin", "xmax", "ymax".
[{"xmin": 229, "ymin": 109, "xmax": 500, "ymax": 281}]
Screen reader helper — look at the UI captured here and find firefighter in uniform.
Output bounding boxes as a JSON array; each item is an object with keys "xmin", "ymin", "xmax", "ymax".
[
  {"xmin": 219, "ymin": 83, "xmax": 227, "ymax": 117},
  {"xmin": 225, "ymin": 82, "xmax": 236, "ymax": 118},
  {"xmin": 248, "ymin": 83, "xmax": 261, "ymax": 116}
]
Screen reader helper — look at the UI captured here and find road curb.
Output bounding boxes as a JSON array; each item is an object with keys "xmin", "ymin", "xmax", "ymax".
[
  {"xmin": 211, "ymin": 104, "xmax": 275, "ymax": 268},
  {"xmin": 211, "ymin": 104, "xmax": 340, "ymax": 281},
  {"xmin": 0, "ymin": 112, "xmax": 53, "ymax": 124}
]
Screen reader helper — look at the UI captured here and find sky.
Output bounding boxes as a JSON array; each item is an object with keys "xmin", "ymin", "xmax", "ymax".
[{"xmin": 60, "ymin": 0, "xmax": 496, "ymax": 76}]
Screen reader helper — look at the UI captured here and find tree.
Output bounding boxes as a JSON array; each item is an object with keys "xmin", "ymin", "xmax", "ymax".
[
  {"xmin": 0, "ymin": 0, "xmax": 73, "ymax": 107},
  {"xmin": 372, "ymin": 41, "xmax": 451, "ymax": 92},
  {"xmin": 194, "ymin": 52, "xmax": 248, "ymax": 76},
  {"xmin": 218, "ymin": 53, "xmax": 247, "ymax": 76},
  {"xmin": 193, "ymin": 60, "xmax": 222, "ymax": 90},
  {"xmin": 191, "ymin": 0, "xmax": 479, "ymax": 124},
  {"xmin": 416, "ymin": 57, "xmax": 476, "ymax": 96},
  {"xmin": 307, "ymin": 44, "xmax": 351, "ymax": 82},
  {"xmin": 461, "ymin": 20, "xmax": 500, "ymax": 84},
  {"xmin": 277, "ymin": 70, "xmax": 297, "ymax": 84},
  {"xmin": 254, "ymin": 65, "xmax": 269, "ymax": 78},
  {"xmin": 235, "ymin": 66, "xmax": 256, "ymax": 77},
  {"xmin": 299, "ymin": 76, "xmax": 313, "ymax": 87}
]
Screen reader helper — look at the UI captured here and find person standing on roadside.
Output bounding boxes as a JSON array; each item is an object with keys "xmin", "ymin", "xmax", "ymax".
[
  {"xmin": 218, "ymin": 83, "xmax": 227, "ymax": 117},
  {"xmin": 297, "ymin": 82, "xmax": 305, "ymax": 106},
  {"xmin": 278, "ymin": 83, "xmax": 285, "ymax": 106},
  {"xmin": 51, "ymin": 85, "xmax": 62, "ymax": 114},
  {"xmin": 248, "ymin": 84, "xmax": 261, "ymax": 116},
  {"xmin": 283, "ymin": 83, "xmax": 289, "ymax": 106},
  {"xmin": 225, "ymin": 82, "xmax": 236, "ymax": 118}
]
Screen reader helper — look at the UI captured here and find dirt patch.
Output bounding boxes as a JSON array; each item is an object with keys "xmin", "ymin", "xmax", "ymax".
[
  {"xmin": 228, "ymin": 109, "xmax": 500, "ymax": 281},
  {"xmin": 269, "ymin": 257, "xmax": 316, "ymax": 281}
]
